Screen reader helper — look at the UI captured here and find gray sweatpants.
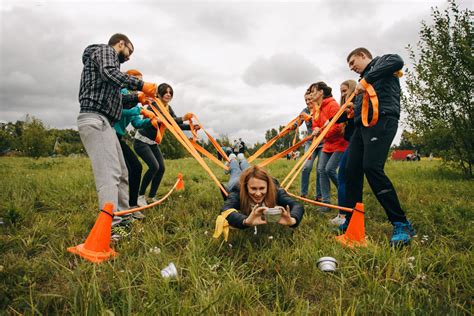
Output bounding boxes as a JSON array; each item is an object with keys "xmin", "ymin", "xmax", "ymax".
[{"xmin": 77, "ymin": 113, "xmax": 129, "ymax": 213}]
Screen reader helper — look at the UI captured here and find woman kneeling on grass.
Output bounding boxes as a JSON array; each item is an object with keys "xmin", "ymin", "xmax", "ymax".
[{"xmin": 219, "ymin": 154, "xmax": 304, "ymax": 231}]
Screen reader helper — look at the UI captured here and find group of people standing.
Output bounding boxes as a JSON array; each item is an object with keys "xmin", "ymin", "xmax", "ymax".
[
  {"xmin": 218, "ymin": 139, "xmax": 246, "ymax": 161},
  {"xmin": 77, "ymin": 33, "xmax": 194, "ymax": 237},
  {"xmin": 295, "ymin": 48, "xmax": 415, "ymax": 245},
  {"xmin": 77, "ymin": 33, "xmax": 414, "ymax": 246},
  {"xmin": 299, "ymin": 81, "xmax": 354, "ymax": 222}
]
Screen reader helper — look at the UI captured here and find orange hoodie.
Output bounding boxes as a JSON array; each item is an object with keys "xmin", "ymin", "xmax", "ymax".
[{"xmin": 312, "ymin": 97, "xmax": 349, "ymax": 153}]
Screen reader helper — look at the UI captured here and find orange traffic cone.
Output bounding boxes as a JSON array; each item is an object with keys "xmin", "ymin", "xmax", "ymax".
[
  {"xmin": 335, "ymin": 202, "xmax": 367, "ymax": 248},
  {"xmin": 176, "ymin": 173, "xmax": 184, "ymax": 190},
  {"xmin": 67, "ymin": 202, "xmax": 118, "ymax": 263}
]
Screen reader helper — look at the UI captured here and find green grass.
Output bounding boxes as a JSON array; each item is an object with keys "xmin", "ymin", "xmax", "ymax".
[{"xmin": 0, "ymin": 157, "xmax": 472, "ymax": 315}]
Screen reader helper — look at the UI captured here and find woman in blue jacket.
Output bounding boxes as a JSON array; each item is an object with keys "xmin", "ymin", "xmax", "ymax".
[{"xmin": 114, "ymin": 69, "xmax": 151, "ymax": 218}]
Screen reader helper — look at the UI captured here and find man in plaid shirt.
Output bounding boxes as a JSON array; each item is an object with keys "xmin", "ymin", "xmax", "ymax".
[{"xmin": 77, "ymin": 33, "xmax": 157, "ymax": 216}]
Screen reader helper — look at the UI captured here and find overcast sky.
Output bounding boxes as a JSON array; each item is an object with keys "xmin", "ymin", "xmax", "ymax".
[{"xmin": 0, "ymin": 0, "xmax": 470, "ymax": 146}]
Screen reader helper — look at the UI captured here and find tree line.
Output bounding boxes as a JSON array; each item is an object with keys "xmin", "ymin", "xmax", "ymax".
[
  {"xmin": 0, "ymin": 115, "xmax": 84, "ymax": 158},
  {"xmin": 0, "ymin": 115, "xmax": 300, "ymax": 160}
]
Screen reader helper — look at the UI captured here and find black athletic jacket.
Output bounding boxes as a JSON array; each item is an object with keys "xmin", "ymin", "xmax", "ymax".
[
  {"xmin": 353, "ymin": 54, "xmax": 404, "ymax": 126},
  {"xmin": 221, "ymin": 180, "xmax": 304, "ymax": 229}
]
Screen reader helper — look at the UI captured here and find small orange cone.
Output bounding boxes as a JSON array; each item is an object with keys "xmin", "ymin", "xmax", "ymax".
[
  {"xmin": 67, "ymin": 202, "xmax": 118, "ymax": 263},
  {"xmin": 176, "ymin": 173, "xmax": 184, "ymax": 191},
  {"xmin": 335, "ymin": 202, "xmax": 367, "ymax": 248}
]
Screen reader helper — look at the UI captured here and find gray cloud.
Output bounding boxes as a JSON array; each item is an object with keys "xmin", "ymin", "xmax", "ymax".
[
  {"xmin": 2, "ymin": 0, "xmax": 470, "ymax": 147},
  {"xmin": 242, "ymin": 53, "xmax": 321, "ymax": 88},
  {"xmin": 323, "ymin": 0, "xmax": 378, "ymax": 18},
  {"xmin": 196, "ymin": 8, "xmax": 254, "ymax": 41}
]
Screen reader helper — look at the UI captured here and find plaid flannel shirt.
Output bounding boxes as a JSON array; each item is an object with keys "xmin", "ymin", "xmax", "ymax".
[{"xmin": 79, "ymin": 44, "xmax": 144, "ymax": 123}]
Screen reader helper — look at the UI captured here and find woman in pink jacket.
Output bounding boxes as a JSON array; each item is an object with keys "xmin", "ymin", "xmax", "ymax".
[{"xmin": 309, "ymin": 82, "xmax": 349, "ymax": 212}]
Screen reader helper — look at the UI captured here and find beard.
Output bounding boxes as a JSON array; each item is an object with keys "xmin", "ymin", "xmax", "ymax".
[{"xmin": 118, "ymin": 52, "xmax": 126, "ymax": 64}]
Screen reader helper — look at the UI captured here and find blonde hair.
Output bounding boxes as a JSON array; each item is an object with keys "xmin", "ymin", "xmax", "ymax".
[
  {"xmin": 340, "ymin": 80, "xmax": 356, "ymax": 105},
  {"xmin": 340, "ymin": 79, "xmax": 357, "ymax": 136},
  {"xmin": 239, "ymin": 165, "xmax": 277, "ymax": 215}
]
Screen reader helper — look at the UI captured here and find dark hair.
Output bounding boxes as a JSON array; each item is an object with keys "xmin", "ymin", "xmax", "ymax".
[
  {"xmin": 157, "ymin": 83, "xmax": 174, "ymax": 98},
  {"xmin": 108, "ymin": 33, "xmax": 133, "ymax": 50},
  {"xmin": 346, "ymin": 47, "xmax": 372, "ymax": 62},
  {"xmin": 307, "ymin": 81, "xmax": 332, "ymax": 98}
]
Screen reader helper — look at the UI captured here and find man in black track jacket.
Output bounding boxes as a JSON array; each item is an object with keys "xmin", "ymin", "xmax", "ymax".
[{"xmin": 343, "ymin": 47, "xmax": 415, "ymax": 247}]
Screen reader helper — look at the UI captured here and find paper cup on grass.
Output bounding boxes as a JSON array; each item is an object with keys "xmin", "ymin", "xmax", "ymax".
[
  {"xmin": 161, "ymin": 262, "xmax": 178, "ymax": 278},
  {"xmin": 317, "ymin": 257, "xmax": 337, "ymax": 272}
]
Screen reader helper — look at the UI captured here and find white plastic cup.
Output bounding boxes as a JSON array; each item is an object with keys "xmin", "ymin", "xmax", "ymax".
[
  {"xmin": 265, "ymin": 207, "xmax": 282, "ymax": 223},
  {"xmin": 317, "ymin": 257, "xmax": 337, "ymax": 272},
  {"xmin": 161, "ymin": 262, "xmax": 178, "ymax": 278}
]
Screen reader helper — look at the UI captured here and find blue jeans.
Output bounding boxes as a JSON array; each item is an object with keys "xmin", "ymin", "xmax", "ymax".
[
  {"xmin": 227, "ymin": 158, "xmax": 250, "ymax": 191},
  {"xmin": 337, "ymin": 148, "xmax": 350, "ymax": 215},
  {"xmin": 300, "ymin": 141, "xmax": 322, "ymax": 198},
  {"xmin": 318, "ymin": 151, "xmax": 344, "ymax": 204}
]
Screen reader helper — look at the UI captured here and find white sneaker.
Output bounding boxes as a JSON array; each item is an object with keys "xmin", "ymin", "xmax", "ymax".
[
  {"xmin": 150, "ymin": 197, "xmax": 162, "ymax": 203},
  {"xmin": 137, "ymin": 195, "xmax": 148, "ymax": 207},
  {"xmin": 329, "ymin": 214, "xmax": 346, "ymax": 226},
  {"xmin": 111, "ymin": 216, "xmax": 123, "ymax": 227},
  {"xmin": 132, "ymin": 211, "xmax": 146, "ymax": 220}
]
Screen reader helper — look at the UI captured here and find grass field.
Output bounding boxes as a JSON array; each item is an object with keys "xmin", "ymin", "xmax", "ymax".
[{"xmin": 0, "ymin": 156, "xmax": 472, "ymax": 315}]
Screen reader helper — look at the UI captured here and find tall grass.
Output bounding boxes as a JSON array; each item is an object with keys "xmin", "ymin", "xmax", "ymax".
[{"xmin": 0, "ymin": 157, "xmax": 472, "ymax": 314}]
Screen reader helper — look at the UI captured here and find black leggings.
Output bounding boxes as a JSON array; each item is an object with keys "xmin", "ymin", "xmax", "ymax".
[
  {"xmin": 118, "ymin": 135, "xmax": 142, "ymax": 207},
  {"xmin": 345, "ymin": 117, "xmax": 407, "ymax": 223},
  {"xmin": 134, "ymin": 139, "xmax": 165, "ymax": 198}
]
